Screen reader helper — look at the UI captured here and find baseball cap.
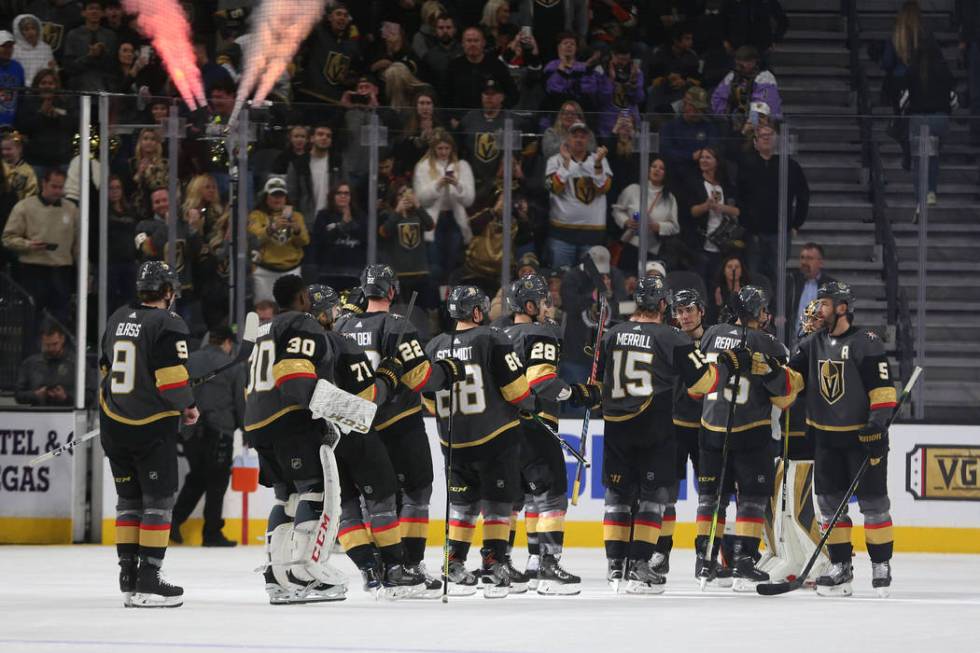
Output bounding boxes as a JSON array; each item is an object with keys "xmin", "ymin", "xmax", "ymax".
[
  {"xmin": 482, "ymin": 78, "xmax": 504, "ymax": 94},
  {"xmin": 262, "ymin": 176, "xmax": 288, "ymax": 196},
  {"xmin": 0, "ymin": 31, "xmax": 14, "ymax": 45},
  {"xmin": 685, "ymin": 86, "xmax": 708, "ymax": 110},
  {"xmin": 569, "ymin": 122, "xmax": 590, "ymax": 134},
  {"xmin": 586, "ymin": 246, "xmax": 611, "ymax": 275},
  {"xmin": 645, "ymin": 260, "xmax": 667, "ymax": 278}
]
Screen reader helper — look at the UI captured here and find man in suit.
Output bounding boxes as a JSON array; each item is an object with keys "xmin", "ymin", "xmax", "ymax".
[{"xmin": 785, "ymin": 242, "xmax": 835, "ymax": 344}]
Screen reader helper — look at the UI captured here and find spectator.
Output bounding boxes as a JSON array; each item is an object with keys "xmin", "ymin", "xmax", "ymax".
[
  {"xmin": 254, "ymin": 299, "xmax": 277, "ymax": 323},
  {"xmin": 339, "ymin": 74, "xmax": 396, "ymax": 202},
  {"xmin": 709, "ymin": 251, "xmax": 751, "ymax": 325},
  {"xmin": 480, "ymin": 0, "xmax": 513, "ymax": 46},
  {"xmin": 643, "ymin": 1, "xmax": 702, "ymax": 53},
  {"xmin": 379, "ymin": 181, "xmax": 434, "ymax": 306},
  {"xmin": 15, "ymin": 322, "xmax": 91, "ymax": 406},
  {"xmin": 595, "ymin": 39, "xmax": 644, "ymax": 138},
  {"xmin": 310, "ymin": 181, "xmax": 366, "ymax": 290},
  {"xmin": 544, "ymin": 121, "xmax": 612, "ymax": 268},
  {"xmin": 171, "ymin": 326, "xmax": 244, "ymax": 548},
  {"xmin": 129, "ymin": 128, "xmax": 167, "ymax": 218},
  {"xmin": 722, "ymin": 0, "xmax": 787, "ymax": 56},
  {"xmin": 786, "ymin": 242, "xmax": 836, "ymax": 342},
  {"xmin": 711, "ymin": 45, "xmax": 782, "ymax": 135},
  {"xmin": 393, "ymin": 89, "xmax": 446, "ymax": 176},
  {"xmin": 106, "ymin": 40, "xmax": 154, "ymax": 95},
  {"xmin": 660, "ymin": 86, "xmax": 721, "ymax": 185},
  {"xmin": 446, "ymin": 27, "xmax": 518, "ymax": 117},
  {"xmin": 382, "ymin": 62, "xmax": 426, "ymax": 116},
  {"xmin": 590, "ymin": 0, "xmax": 640, "ymax": 46},
  {"xmin": 134, "ymin": 187, "xmax": 204, "ymax": 303},
  {"xmin": 737, "ymin": 125, "xmax": 808, "ymax": 284},
  {"xmin": 685, "ymin": 145, "xmax": 739, "ymax": 283},
  {"xmin": 25, "ymin": 0, "xmax": 82, "ymax": 62},
  {"xmin": 63, "ymin": 1, "xmax": 117, "ymax": 92},
  {"xmin": 645, "ymin": 23, "xmax": 702, "ymax": 114},
  {"xmin": 296, "ymin": 3, "xmax": 363, "ymax": 108},
  {"xmin": 956, "ymin": 0, "xmax": 980, "ymax": 146},
  {"xmin": 104, "ymin": 0, "xmax": 139, "ymax": 45},
  {"xmin": 182, "ymin": 174, "xmax": 227, "ymax": 244},
  {"xmin": 272, "ymin": 125, "xmax": 310, "ymax": 175},
  {"xmin": 459, "ymin": 78, "xmax": 508, "ymax": 199},
  {"xmin": 369, "ymin": 21, "xmax": 419, "ymax": 78},
  {"xmin": 543, "ymin": 33, "xmax": 599, "ymax": 120},
  {"xmin": 513, "ymin": 0, "xmax": 569, "ymax": 62},
  {"xmin": 106, "ymin": 173, "xmax": 136, "ymax": 313},
  {"xmin": 0, "ymin": 30, "xmax": 25, "ymax": 126},
  {"xmin": 15, "ymin": 68, "xmax": 74, "ymax": 177},
  {"xmin": 612, "ymin": 156, "xmax": 680, "ymax": 274},
  {"xmin": 695, "ymin": 0, "xmax": 732, "ymax": 88},
  {"xmin": 412, "ymin": 1, "xmax": 447, "ymax": 60},
  {"xmin": 12, "ymin": 14, "xmax": 55, "ymax": 86},
  {"xmin": 541, "ymin": 100, "xmax": 595, "ymax": 161},
  {"xmin": 412, "ymin": 128, "xmax": 474, "ymax": 283},
  {"xmin": 194, "ymin": 37, "xmax": 233, "ymax": 93},
  {"xmin": 419, "ymin": 13, "xmax": 461, "ymax": 108},
  {"xmin": 248, "ymin": 176, "xmax": 309, "ymax": 303},
  {"xmin": 497, "ymin": 23, "xmax": 544, "ymax": 112},
  {"xmin": 605, "ymin": 111, "xmax": 640, "ymax": 202},
  {"xmin": 2, "ymin": 168, "xmax": 78, "ymax": 325},
  {"xmin": 287, "ymin": 123, "xmax": 340, "ymax": 237},
  {"xmin": 2, "ymin": 132, "xmax": 39, "ymax": 201}
]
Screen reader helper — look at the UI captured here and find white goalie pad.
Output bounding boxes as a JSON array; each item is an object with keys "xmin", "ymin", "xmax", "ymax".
[
  {"xmin": 761, "ymin": 459, "xmax": 829, "ymax": 584},
  {"xmin": 309, "ymin": 379, "xmax": 377, "ymax": 434}
]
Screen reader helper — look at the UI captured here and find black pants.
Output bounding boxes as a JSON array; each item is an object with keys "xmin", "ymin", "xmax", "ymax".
[{"xmin": 172, "ymin": 425, "xmax": 233, "ymax": 538}]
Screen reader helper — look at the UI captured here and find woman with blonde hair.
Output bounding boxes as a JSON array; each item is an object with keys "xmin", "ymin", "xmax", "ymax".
[
  {"xmin": 412, "ymin": 128, "xmax": 474, "ymax": 282},
  {"xmin": 541, "ymin": 100, "xmax": 595, "ymax": 160},
  {"xmin": 182, "ymin": 174, "xmax": 227, "ymax": 242},
  {"xmin": 129, "ymin": 128, "xmax": 167, "ymax": 216},
  {"xmin": 383, "ymin": 62, "xmax": 426, "ymax": 113},
  {"xmin": 480, "ymin": 0, "xmax": 511, "ymax": 44},
  {"xmin": 413, "ymin": 1, "xmax": 448, "ymax": 59}
]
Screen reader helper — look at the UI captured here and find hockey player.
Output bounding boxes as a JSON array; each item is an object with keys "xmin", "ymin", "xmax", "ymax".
[
  {"xmin": 696, "ymin": 286, "xmax": 803, "ymax": 592},
  {"xmin": 652, "ymin": 288, "xmax": 708, "ymax": 577},
  {"xmin": 333, "ymin": 264, "xmax": 445, "ymax": 598},
  {"xmin": 592, "ymin": 275, "xmax": 721, "ymax": 594},
  {"xmin": 303, "ymin": 281, "xmax": 435, "ymax": 599},
  {"xmin": 424, "ymin": 285, "xmax": 536, "ymax": 598},
  {"xmin": 504, "ymin": 274, "xmax": 581, "ymax": 595},
  {"xmin": 788, "ymin": 281, "xmax": 897, "ymax": 597},
  {"xmin": 99, "ymin": 261, "xmax": 199, "ymax": 608}
]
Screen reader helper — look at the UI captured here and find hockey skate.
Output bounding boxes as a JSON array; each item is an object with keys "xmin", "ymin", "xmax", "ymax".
[
  {"xmin": 607, "ymin": 558, "xmax": 625, "ymax": 590},
  {"xmin": 380, "ymin": 563, "xmax": 426, "ymax": 600},
  {"xmin": 479, "ymin": 548, "xmax": 511, "ymax": 599},
  {"xmin": 536, "ymin": 554, "xmax": 581, "ymax": 596},
  {"xmin": 732, "ymin": 556, "xmax": 770, "ymax": 593},
  {"xmin": 651, "ymin": 551, "xmax": 670, "ymax": 576},
  {"xmin": 503, "ymin": 556, "xmax": 529, "ymax": 594},
  {"xmin": 270, "ymin": 571, "xmax": 347, "ymax": 605},
  {"xmin": 525, "ymin": 554, "xmax": 540, "ymax": 592},
  {"xmin": 815, "ymin": 560, "xmax": 854, "ymax": 597},
  {"xmin": 444, "ymin": 558, "xmax": 478, "ymax": 597},
  {"xmin": 119, "ymin": 557, "xmax": 137, "ymax": 608},
  {"xmin": 872, "ymin": 561, "xmax": 892, "ymax": 598},
  {"xmin": 360, "ymin": 563, "xmax": 384, "ymax": 599},
  {"xmin": 131, "ymin": 564, "xmax": 183, "ymax": 608},
  {"xmin": 404, "ymin": 563, "xmax": 443, "ymax": 599},
  {"xmin": 622, "ymin": 559, "xmax": 667, "ymax": 595}
]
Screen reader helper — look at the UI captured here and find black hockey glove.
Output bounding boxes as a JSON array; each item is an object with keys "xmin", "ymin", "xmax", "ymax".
[
  {"xmin": 717, "ymin": 348, "xmax": 753, "ymax": 377},
  {"xmin": 375, "ymin": 356, "xmax": 404, "ymax": 393},
  {"xmin": 342, "ymin": 287, "xmax": 368, "ymax": 316},
  {"xmin": 858, "ymin": 422, "xmax": 889, "ymax": 462},
  {"xmin": 434, "ymin": 357, "xmax": 466, "ymax": 387},
  {"xmin": 569, "ymin": 382, "xmax": 602, "ymax": 409}
]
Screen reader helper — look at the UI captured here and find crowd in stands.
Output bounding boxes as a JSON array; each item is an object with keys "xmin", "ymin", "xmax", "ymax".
[{"xmin": 0, "ymin": 0, "xmax": 865, "ymax": 393}]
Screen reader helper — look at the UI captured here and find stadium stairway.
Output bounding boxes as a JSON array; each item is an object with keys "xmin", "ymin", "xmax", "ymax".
[{"xmin": 775, "ymin": 0, "xmax": 980, "ymax": 423}]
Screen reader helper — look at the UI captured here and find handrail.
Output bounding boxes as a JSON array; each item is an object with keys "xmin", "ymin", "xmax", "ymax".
[{"xmin": 844, "ymin": 0, "xmax": 916, "ymax": 384}]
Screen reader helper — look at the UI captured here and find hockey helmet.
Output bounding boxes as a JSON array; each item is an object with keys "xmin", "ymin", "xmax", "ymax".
[
  {"xmin": 672, "ymin": 288, "xmax": 705, "ymax": 313},
  {"xmin": 512, "ymin": 273, "xmax": 550, "ymax": 315},
  {"xmin": 634, "ymin": 274, "xmax": 671, "ymax": 312},
  {"xmin": 308, "ymin": 284, "xmax": 340, "ymax": 318},
  {"xmin": 817, "ymin": 280, "xmax": 854, "ymax": 309},
  {"xmin": 360, "ymin": 264, "xmax": 399, "ymax": 299},
  {"xmin": 733, "ymin": 285, "xmax": 769, "ymax": 322},
  {"xmin": 447, "ymin": 285, "xmax": 490, "ymax": 322},
  {"xmin": 136, "ymin": 260, "xmax": 179, "ymax": 296}
]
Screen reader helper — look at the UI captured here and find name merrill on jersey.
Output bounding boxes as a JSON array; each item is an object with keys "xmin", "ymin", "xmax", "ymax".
[{"xmin": 615, "ymin": 331, "xmax": 652, "ymax": 349}]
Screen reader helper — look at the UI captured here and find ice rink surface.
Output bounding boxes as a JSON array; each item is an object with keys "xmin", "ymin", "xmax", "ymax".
[{"xmin": 1, "ymin": 545, "xmax": 977, "ymax": 653}]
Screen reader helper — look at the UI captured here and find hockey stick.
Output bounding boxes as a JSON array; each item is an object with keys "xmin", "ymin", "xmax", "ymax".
[
  {"xmin": 441, "ymin": 323, "xmax": 458, "ymax": 604},
  {"xmin": 699, "ymin": 323, "xmax": 748, "ymax": 591},
  {"xmin": 571, "ymin": 295, "xmax": 607, "ymax": 506},
  {"xmin": 757, "ymin": 366, "xmax": 923, "ymax": 597},
  {"xmin": 527, "ymin": 412, "xmax": 589, "ymax": 467},
  {"xmin": 30, "ymin": 312, "xmax": 261, "ymax": 467},
  {"xmin": 392, "ymin": 290, "xmax": 418, "ymax": 352}
]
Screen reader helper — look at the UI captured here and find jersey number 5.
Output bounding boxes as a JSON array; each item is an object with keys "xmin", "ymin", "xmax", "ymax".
[{"xmin": 610, "ymin": 350, "xmax": 654, "ymax": 398}]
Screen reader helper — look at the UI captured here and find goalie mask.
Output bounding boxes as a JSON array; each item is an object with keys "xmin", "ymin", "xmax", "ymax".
[
  {"xmin": 512, "ymin": 273, "xmax": 550, "ymax": 317},
  {"xmin": 447, "ymin": 285, "xmax": 490, "ymax": 323},
  {"xmin": 800, "ymin": 298, "xmax": 824, "ymax": 336}
]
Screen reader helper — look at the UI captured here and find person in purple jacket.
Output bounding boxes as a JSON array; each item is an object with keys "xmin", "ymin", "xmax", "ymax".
[
  {"xmin": 543, "ymin": 33, "xmax": 600, "ymax": 124},
  {"xmin": 710, "ymin": 45, "xmax": 782, "ymax": 134},
  {"xmin": 595, "ymin": 39, "xmax": 645, "ymax": 138}
]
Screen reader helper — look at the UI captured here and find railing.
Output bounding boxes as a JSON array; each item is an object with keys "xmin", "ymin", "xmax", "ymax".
[{"xmin": 845, "ymin": 0, "xmax": 917, "ymax": 386}]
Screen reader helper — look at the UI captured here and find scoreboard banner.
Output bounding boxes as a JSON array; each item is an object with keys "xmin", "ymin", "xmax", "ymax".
[{"xmin": 100, "ymin": 420, "xmax": 980, "ymax": 553}]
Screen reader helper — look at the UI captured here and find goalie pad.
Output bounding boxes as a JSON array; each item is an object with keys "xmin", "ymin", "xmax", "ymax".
[
  {"xmin": 309, "ymin": 379, "xmax": 377, "ymax": 434},
  {"xmin": 286, "ymin": 444, "xmax": 346, "ymax": 587},
  {"xmin": 268, "ymin": 522, "xmax": 297, "ymax": 589},
  {"xmin": 761, "ymin": 459, "xmax": 829, "ymax": 584}
]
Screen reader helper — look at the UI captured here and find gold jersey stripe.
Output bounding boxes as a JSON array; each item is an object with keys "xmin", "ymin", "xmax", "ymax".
[
  {"xmin": 99, "ymin": 390, "xmax": 180, "ymax": 426},
  {"xmin": 672, "ymin": 418, "xmax": 701, "ymax": 428},
  {"xmin": 500, "ymin": 376, "xmax": 531, "ymax": 403},
  {"xmin": 526, "ymin": 362, "xmax": 558, "ymax": 385},
  {"xmin": 357, "ymin": 384, "xmax": 376, "ymax": 401},
  {"xmin": 701, "ymin": 417, "xmax": 773, "ymax": 433},
  {"xmin": 688, "ymin": 365, "xmax": 718, "ymax": 395},
  {"xmin": 272, "ymin": 358, "xmax": 315, "ymax": 383},
  {"xmin": 604, "ymin": 393, "xmax": 654, "ymax": 422},
  {"xmin": 869, "ymin": 386, "xmax": 898, "ymax": 407},
  {"xmin": 400, "ymin": 361, "xmax": 432, "ymax": 392},
  {"xmin": 439, "ymin": 420, "xmax": 520, "ymax": 449},
  {"xmin": 421, "ymin": 395, "xmax": 436, "ymax": 415},
  {"xmin": 374, "ymin": 405, "xmax": 422, "ymax": 431},
  {"xmin": 806, "ymin": 419, "xmax": 863, "ymax": 432},
  {"xmin": 154, "ymin": 364, "xmax": 189, "ymax": 389},
  {"xmin": 547, "ymin": 219, "xmax": 606, "ymax": 231},
  {"xmin": 244, "ymin": 405, "xmax": 303, "ymax": 432}
]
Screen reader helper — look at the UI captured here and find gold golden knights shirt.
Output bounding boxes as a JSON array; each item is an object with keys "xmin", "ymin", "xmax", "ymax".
[
  {"xmin": 599, "ymin": 320, "xmax": 718, "ymax": 423},
  {"xmin": 99, "ymin": 303, "xmax": 194, "ymax": 426},
  {"xmin": 336, "ymin": 311, "xmax": 433, "ymax": 432},
  {"xmin": 504, "ymin": 320, "xmax": 566, "ymax": 427},
  {"xmin": 424, "ymin": 326, "xmax": 531, "ymax": 457},
  {"xmin": 699, "ymin": 324, "xmax": 803, "ymax": 440},
  {"xmin": 788, "ymin": 326, "xmax": 897, "ymax": 433}
]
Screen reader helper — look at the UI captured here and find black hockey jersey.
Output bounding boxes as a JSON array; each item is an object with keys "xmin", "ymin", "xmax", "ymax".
[
  {"xmin": 504, "ymin": 319, "xmax": 566, "ymax": 426},
  {"xmin": 336, "ymin": 311, "xmax": 433, "ymax": 431},
  {"xmin": 99, "ymin": 303, "xmax": 194, "ymax": 426},
  {"xmin": 788, "ymin": 326, "xmax": 896, "ymax": 433},
  {"xmin": 672, "ymin": 332, "xmax": 706, "ymax": 429},
  {"xmin": 424, "ymin": 326, "xmax": 531, "ymax": 456},
  {"xmin": 699, "ymin": 324, "xmax": 802, "ymax": 437},
  {"xmin": 599, "ymin": 320, "xmax": 717, "ymax": 422}
]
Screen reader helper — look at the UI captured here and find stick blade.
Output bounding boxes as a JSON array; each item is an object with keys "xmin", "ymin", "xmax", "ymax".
[
  {"xmin": 756, "ymin": 580, "xmax": 799, "ymax": 596},
  {"xmin": 241, "ymin": 311, "xmax": 260, "ymax": 343}
]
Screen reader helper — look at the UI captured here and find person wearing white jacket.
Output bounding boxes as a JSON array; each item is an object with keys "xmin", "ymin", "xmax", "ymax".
[
  {"xmin": 12, "ymin": 14, "xmax": 54, "ymax": 86},
  {"xmin": 412, "ymin": 128, "xmax": 475, "ymax": 283},
  {"xmin": 611, "ymin": 157, "xmax": 680, "ymax": 274}
]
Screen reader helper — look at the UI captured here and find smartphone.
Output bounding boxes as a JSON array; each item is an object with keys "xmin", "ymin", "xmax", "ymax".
[
  {"xmin": 350, "ymin": 93, "xmax": 369, "ymax": 105},
  {"xmin": 140, "ymin": 45, "xmax": 152, "ymax": 62},
  {"xmin": 445, "ymin": 167, "xmax": 455, "ymax": 179},
  {"xmin": 711, "ymin": 190, "xmax": 721, "ymax": 202},
  {"xmin": 44, "ymin": 243, "xmax": 58, "ymax": 251},
  {"xmin": 520, "ymin": 26, "xmax": 532, "ymax": 41}
]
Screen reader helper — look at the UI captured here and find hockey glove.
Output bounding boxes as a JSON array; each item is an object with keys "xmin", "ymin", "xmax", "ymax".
[
  {"xmin": 342, "ymin": 287, "xmax": 368, "ymax": 316},
  {"xmin": 569, "ymin": 382, "xmax": 602, "ymax": 409},
  {"xmin": 434, "ymin": 357, "xmax": 466, "ymax": 386},
  {"xmin": 717, "ymin": 348, "xmax": 753, "ymax": 377},
  {"xmin": 374, "ymin": 356, "xmax": 404, "ymax": 393},
  {"xmin": 858, "ymin": 422, "xmax": 889, "ymax": 462},
  {"xmin": 751, "ymin": 352, "xmax": 785, "ymax": 382}
]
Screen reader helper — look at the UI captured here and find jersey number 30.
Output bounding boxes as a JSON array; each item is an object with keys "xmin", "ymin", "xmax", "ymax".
[{"xmin": 246, "ymin": 340, "xmax": 276, "ymax": 395}]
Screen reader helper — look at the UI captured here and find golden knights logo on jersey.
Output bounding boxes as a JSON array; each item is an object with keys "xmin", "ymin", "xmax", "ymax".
[
  {"xmin": 323, "ymin": 52, "xmax": 351, "ymax": 85},
  {"xmin": 42, "ymin": 22, "xmax": 64, "ymax": 51},
  {"xmin": 398, "ymin": 222, "xmax": 421, "ymax": 249},
  {"xmin": 475, "ymin": 132, "xmax": 499, "ymax": 163},
  {"xmin": 818, "ymin": 358, "xmax": 845, "ymax": 405},
  {"xmin": 573, "ymin": 177, "xmax": 598, "ymax": 204}
]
